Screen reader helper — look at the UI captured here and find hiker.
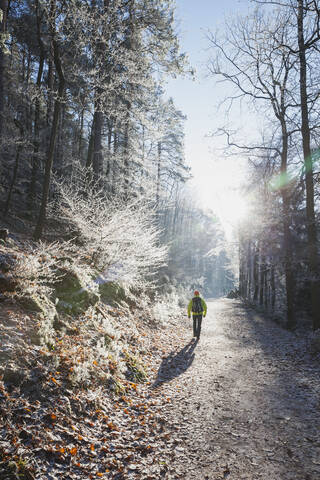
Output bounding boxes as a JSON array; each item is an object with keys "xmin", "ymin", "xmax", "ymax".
[{"xmin": 187, "ymin": 290, "xmax": 207, "ymax": 339}]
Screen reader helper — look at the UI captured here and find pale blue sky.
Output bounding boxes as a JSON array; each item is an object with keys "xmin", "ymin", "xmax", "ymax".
[{"xmin": 165, "ymin": 0, "xmax": 254, "ymax": 231}]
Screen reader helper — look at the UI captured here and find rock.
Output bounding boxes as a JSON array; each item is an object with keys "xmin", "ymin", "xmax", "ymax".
[
  {"xmin": 0, "ymin": 253, "xmax": 15, "ymax": 272},
  {"xmin": 18, "ymin": 294, "xmax": 55, "ymax": 316},
  {"xmin": 53, "ymin": 316, "xmax": 79, "ymax": 335},
  {"xmin": 99, "ymin": 281, "xmax": 134, "ymax": 307},
  {"xmin": 0, "ymin": 228, "xmax": 8, "ymax": 240},
  {"xmin": 0, "ymin": 273, "xmax": 18, "ymax": 293},
  {"xmin": 53, "ymin": 268, "xmax": 99, "ymax": 314},
  {"xmin": 18, "ymin": 294, "xmax": 58, "ymax": 345},
  {"xmin": 3, "ymin": 366, "xmax": 24, "ymax": 386}
]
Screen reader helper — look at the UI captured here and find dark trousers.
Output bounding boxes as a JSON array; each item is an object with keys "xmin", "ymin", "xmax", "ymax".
[{"xmin": 193, "ymin": 315, "xmax": 202, "ymax": 338}]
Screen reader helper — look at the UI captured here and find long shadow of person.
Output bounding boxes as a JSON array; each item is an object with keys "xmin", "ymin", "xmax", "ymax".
[{"xmin": 152, "ymin": 338, "xmax": 198, "ymax": 388}]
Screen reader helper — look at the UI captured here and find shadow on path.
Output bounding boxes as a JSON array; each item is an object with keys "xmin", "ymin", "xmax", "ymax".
[{"xmin": 152, "ymin": 338, "xmax": 198, "ymax": 388}]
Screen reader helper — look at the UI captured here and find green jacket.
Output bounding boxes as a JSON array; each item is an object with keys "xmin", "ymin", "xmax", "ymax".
[{"xmin": 188, "ymin": 296, "xmax": 207, "ymax": 317}]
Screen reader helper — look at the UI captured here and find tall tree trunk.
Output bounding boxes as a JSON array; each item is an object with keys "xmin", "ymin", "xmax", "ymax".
[
  {"xmin": 122, "ymin": 0, "xmax": 135, "ymax": 199},
  {"xmin": 259, "ymin": 254, "xmax": 265, "ymax": 306},
  {"xmin": 29, "ymin": 0, "xmax": 45, "ymax": 207},
  {"xmin": 105, "ymin": 119, "xmax": 112, "ymax": 179},
  {"xmin": 156, "ymin": 141, "xmax": 161, "ymax": 205},
  {"xmin": 0, "ymin": 0, "xmax": 8, "ymax": 138},
  {"xmin": 89, "ymin": 0, "xmax": 111, "ymax": 182},
  {"xmin": 55, "ymin": 103, "xmax": 65, "ymax": 176},
  {"xmin": 123, "ymin": 116, "xmax": 130, "ymax": 197},
  {"xmin": 271, "ymin": 264, "xmax": 276, "ymax": 311},
  {"xmin": 297, "ymin": 0, "xmax": 320, "ymax": 330},
  {"xmin": 25, "ymin": 49, "xmax": 32, "ymax": 134},
  {"xmin": 111, "ymin": 130, "xmax": 118, "ymax": 194},
  {"xmin": 92, "ymin": 109, "xmax": 103, "ymax": 179},
  {"xmin": 34, "ymin": 2, "xmax": 65, "ymax": 240},
  {"xmin": 238, "ymin": 234, "xmax": 245, "ymax": 297},
  {"xmin": 46, "ymin": 48, "xmax": 54, "ymax": 126},
  {"xmin": 264, "ymin": 264, "xmax": 268, "ymax": 309},
  {"xmin": 4, "ymin": 120, "xmax": 24, "ymax": 216},
  {"xmin": 86, "ymin": 117, "xmax": 95, "ymax": 169},
  {"xmin": 78, "ymin": 105, "xmax": 85, "ymax": 161},
  {"xmin": 247, "ymin": 239, "xmax": 252, "ymax": 300},
  {"xmin": 279, "ymin": 121, "xmax": 295, "ymax": 328},
  {"xmin": 253, "ymin": 243, "xmax": 259, "ymax": 302}
]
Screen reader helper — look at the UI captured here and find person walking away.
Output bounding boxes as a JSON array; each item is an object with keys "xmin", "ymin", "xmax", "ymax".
[{"xmin": 188, "ymin": 290, "xmax": 207, "ymax": 339}]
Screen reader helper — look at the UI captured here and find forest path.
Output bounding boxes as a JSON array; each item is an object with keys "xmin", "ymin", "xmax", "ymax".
[{"xmin": 161, "ymin": 299, "xmax": 320, "ymax": 480}]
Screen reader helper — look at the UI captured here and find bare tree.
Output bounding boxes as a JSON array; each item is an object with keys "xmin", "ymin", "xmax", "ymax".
[
  {"xmin": 207, "ymin": 8, "xmax": 299, "ymax": 326},
  {"xmin": 297, "ymin": 0, "xmax": 320, "ymax": 330}
]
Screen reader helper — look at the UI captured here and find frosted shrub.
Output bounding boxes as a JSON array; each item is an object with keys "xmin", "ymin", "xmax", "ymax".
[
  {"xmin": 14, "ymin": 241, "xmax": 64, "ymax": 296},
  {"xmin": 53, "ymin": 169, "xmax": 167, "ymax": 289},
  {"xmin": 174, "ymin": 284, "xmax": 191, "ymax": 307},
  {"xmin": 152, "ymin": 291, "xmax": 182, "ymax": 325}
]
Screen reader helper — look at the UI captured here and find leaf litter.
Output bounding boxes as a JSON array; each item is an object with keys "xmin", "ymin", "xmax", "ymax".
[
  {"xmin": 0, "ymin": 293, "xmax": 191, "ymax": 479},
  {"xmin": 1, "ymin": 238, "xmax": 320, "ymax": 479}
]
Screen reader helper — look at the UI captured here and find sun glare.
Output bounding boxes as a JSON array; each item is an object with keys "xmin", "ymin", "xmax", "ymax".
[
  {"xmin": 194, "ymin": 157, "xmax": 248, "ymax": 239},
  {"xmin": 220, "ymin": 193, "xmax": 248, "ymax": 226}
]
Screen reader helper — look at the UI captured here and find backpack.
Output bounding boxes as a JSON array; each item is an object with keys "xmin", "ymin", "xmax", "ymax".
[{"xmin": 192, "ymin": 296, "xmax": 202, "ymax": 313}]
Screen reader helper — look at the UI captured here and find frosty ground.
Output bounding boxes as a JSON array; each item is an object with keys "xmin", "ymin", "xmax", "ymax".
[
  {"xmin": 158, "ymin": 299, "xmax": 320, "ymax": 480},
  {"xmin": 1, "ymin": 297, "xmax": 320, "ymax": 480}
]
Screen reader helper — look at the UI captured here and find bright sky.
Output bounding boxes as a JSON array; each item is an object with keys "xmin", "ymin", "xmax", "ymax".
[{"xmin": 165, "ymin": 0, "xmax": 255, "ymax": 237}]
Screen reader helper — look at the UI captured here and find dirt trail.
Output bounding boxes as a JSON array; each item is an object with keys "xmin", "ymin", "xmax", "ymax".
[{"xmin": 159, "ymin": 299, "xmax": 320, "ymax": 480}]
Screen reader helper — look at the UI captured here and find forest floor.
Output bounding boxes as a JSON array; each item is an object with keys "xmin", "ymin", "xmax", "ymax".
[
  {"xmin": 163, "ymin": 299, "xmax": 320, "ymax": 480},
  {"xmin": 1, "ymin": 295, "xmax": 320, "ymax": 479}
]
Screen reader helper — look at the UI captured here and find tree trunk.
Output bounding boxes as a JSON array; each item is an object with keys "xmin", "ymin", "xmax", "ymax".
[
  {"xmin": 279, "ymin": 120, "xmax": 295, "ymax": 328},
  {"xmin": 247, "ymin": 239, "xmax": 252, "ymax": 300},
  {"xmin": 253, "ymin": 243, "xmax": 259, "ymax": 302},
  {"xmin": 29, "ymin": 0, "xmax": 45, "ymax": 207},
  {"xmin": 105, "ymin": 119, "xmax": 112, "ymax": 179},
  {"xmin": 123, "ymin": 113, "xmax": 130, "ymax": 197},
  {"xmin": 264, "ymin": 264, "xmax": 268, "ymax": 309},
  {"xmin": 156, "ymin": 141, "xmax": 161, "ymax": 205},
  {"xmin": 4, "ymin": 120, "xmax": 24, "ymax": 216},
  {"xmin": 259, "ymin": 254, "xmax": 265, "ymax": 306},
  {"xmin": 238, "ymin": 234, "xmax": 245, "ymax": 297},
  {"xmin": 111, "ymin": 130, "xmax": 118, "ymax": 194},
  {"xmin": 25, "ymin": 49, "xmax": 32, "ymax": 133},
  {"xmin": 297, "ymin": 0, "xmax": 320, "ymax": 330},
  {"xmin": 34, "ymin": 3, "xmax": 65, "ymax": 240},
  {"xmin": 86, "ymin": 116, "xmax": 95, "ymax": 169},
  {"xmin": 78, "ymin": 105, "xmax": 85, "ymax": 161},
  {"xmin": 271, "ymin": 264, "xmax": 275, "ymax": 310},
  {"xmin": 92, "ymin": 109, "xmax": 103, "ymax": 179},
  {"xmin": 89, "ymin": 0, "xmax": 111, "ymax": 182},
  {"xmin": 0, "ymin": 0, "xmax": 8, "ymax": 138},
  {"xmin": 55, "ymin": 103, "xmax": 65, "ymax": 176},
  {"xmin": 282, "ymin": 194, "xmax": 295, "ymax": 327},
  {"xmin": 46, "ymin": 47, "xmax": 54, "ymax": 126}
]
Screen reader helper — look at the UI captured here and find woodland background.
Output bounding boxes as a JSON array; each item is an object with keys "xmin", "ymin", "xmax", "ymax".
[
  {"xmin": 1, "ymin": 0, "xmax": 320, "ymax": 331},
  {"xmin": 1, "ymin": 2, "xmax": 320, "ymax": 478},
  {"xmin": 0, "ymin": 0, "xmax": 235, "ymax": 302}
]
